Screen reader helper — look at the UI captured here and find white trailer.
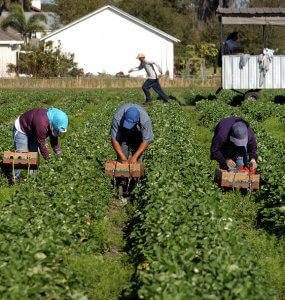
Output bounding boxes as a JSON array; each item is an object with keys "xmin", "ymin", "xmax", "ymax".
[{"xmin": 217, "ymin": 7, "xmax": 285, "ymax": 100}]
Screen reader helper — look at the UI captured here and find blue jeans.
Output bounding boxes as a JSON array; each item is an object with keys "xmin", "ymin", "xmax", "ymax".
[
  {"xmin": 13, "ymin": 126, "xmax": 38, "ymax": 179},
  {"xmin": 142, "ymin": 79, "xmax": 169, "ymax": 102}
]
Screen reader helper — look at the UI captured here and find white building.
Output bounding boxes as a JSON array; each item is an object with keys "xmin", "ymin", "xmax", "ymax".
[
  {"xmin": 41, "ymin": 5, "xmax": 180, "ymax": 79},
  {"xmin": 31, "ymin": 0, "xmax": 42, "ymax": 11},
  {"xmin": 0, "ymin": 28, "xmax": 23, "ymax": 77}
]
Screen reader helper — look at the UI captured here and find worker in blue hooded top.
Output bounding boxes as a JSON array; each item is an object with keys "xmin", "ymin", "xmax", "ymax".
[
  {"xmin": 110, "ymin": 103, "xmax": 154, "ymax": 163},
  {"xmin": 12, "ymin": 107, "xmax": 68, "ymax": 179}
]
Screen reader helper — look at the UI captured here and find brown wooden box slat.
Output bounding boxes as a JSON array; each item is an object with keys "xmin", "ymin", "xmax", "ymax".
[
  {"xmin": 105, "ymin": 160, "xmax": 144, "ymax": 178},
  {"xmin": 214, "ymin": 169, "xmax": 260, "ymax": 189},
  {"xmin": 3, "ymin": 151, "xmax": 39, "ymax": 170}
]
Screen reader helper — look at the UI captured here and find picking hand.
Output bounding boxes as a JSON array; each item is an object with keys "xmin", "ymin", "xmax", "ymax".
[
  {"xmin": 250, "ymin": 159, "xmax": 257, "ymax": 169},
  {"xmin": 226, "ymin": 159, "xmax": 236, "ymax": 169},
  {"xmin": 129, "ymin": 157, "xmax": 137, "ymax": 164}
]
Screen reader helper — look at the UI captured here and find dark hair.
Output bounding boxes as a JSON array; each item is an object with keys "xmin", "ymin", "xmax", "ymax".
[{"xmin": 226, "ymin": 31, "xmax": 238, "ymax": 41}]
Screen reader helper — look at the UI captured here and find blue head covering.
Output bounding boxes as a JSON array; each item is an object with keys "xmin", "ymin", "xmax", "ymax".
[
  {"xmin": 123, "ymin": 107, "xmax": 140, "ymax": 129},
  {"xmin": 47, "ymin": 108, "xmax": 68, "ymax": 133}
]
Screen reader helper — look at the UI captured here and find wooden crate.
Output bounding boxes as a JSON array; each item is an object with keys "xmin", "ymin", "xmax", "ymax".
[
  {"xmin": 3, "ymin": 151, "xmax": 39, "ymax": 170},
  {"xmin": 105, "ymin": 160, "xmax": 144, "ymax": 178},
  {"xmin": 215, "ymin": 168, "xmax": 260, "ymax": 189}
]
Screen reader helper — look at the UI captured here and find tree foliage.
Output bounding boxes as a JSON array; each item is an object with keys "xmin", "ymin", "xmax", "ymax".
[
  {"xmin": 54, "ymin": 0, "xmax": 117, "ymax": 25},
  {"xmin": 0, "ymin": 0, "xmax": 30, "ymax": 13},
  {"xmin": 48, "ymin": 0, "xmax": 285, "ymax": 71},
  {"xmin": 7, "ymin": 42, "xmax": 79, "ymax": 77},
  {"xmin": 0, "ymin": 4, "xmax": 46, "ymax": 43}
]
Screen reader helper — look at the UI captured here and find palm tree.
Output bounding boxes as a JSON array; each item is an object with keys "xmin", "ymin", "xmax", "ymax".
[{"xmin": 1, "ymin": 4, "xmax": 47, "ymax": 43}]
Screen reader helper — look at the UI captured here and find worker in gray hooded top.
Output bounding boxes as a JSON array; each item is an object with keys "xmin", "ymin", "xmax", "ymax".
[
  {"xmin": 110, "ymin": 103, "xmax": 154, "ymax": 163},
  {"xmin": 128, "ymin": 53, "xmax": 169, "ymax": 105}
]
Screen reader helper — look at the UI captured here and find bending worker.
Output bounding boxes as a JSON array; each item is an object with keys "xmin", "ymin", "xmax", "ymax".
[
  {"xmin": 128, "ymin": 53, "xmax": 169, "ymax": 105},
  {"xmin": 110, "ymin": 103, "xmax": 154, "ymax": 163},
  {"xmin": 13, "ymin": 108, "xmax": 68, "ymax": 178},
  {"xmin": 210, "ymin": 116, "xmax": 258, "ymax": 170}
]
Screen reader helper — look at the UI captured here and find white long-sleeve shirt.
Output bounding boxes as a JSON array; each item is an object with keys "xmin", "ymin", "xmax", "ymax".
[{"xmin": 130, "ymin": 59, "xmax": 162, "ymax": 79}]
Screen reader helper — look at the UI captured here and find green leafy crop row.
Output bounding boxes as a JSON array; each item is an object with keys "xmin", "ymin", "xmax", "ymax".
[
  {"xmin": 124, "ymin": 102, "xmax": 273, "ymax": 299},
  {"xmin": 0, "ymin": 96, "xmax": 122, "ymax": 298},
  {"xmin": 196, "ymin": 99, "xmax": 285, "ymax": 234}
]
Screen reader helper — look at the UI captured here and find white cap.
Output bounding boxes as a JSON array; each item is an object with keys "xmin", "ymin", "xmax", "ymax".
[{"xmin": 136, "ymin": 53, "xmax": 145, "ymax": 59}]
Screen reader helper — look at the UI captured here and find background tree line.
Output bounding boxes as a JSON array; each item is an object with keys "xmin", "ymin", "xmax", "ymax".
[
  {"xmin": 42, "ymin": 0, "xmax": 285, "ymax": 72},
  {"xmin": 0, "ymin": 0, "xmax": 30, "ymax": 13},
  {"xmin": 3, "ymin": 0, "xmax": 285, "ymax": 77}
]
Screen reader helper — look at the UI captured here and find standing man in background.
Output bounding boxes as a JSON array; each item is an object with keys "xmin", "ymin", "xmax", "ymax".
[{"xmin": 128, "ymin": 53, "xmax": 169, "ymax": 105}]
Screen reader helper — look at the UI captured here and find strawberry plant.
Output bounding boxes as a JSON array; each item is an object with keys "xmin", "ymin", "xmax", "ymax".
[
  {"xmin": 196, "ymin": 98, "xmax": 285, "ymax": 234},
  {"xmin": 124, "ymin": 102, "xmax": 273, "ymax": 299}
]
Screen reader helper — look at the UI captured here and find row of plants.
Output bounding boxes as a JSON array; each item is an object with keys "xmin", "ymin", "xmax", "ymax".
[
  {"xmin": 196, "ymin": 98, "xmax": 285, "ymax": 234},
  {"xmin": 0, "ymin": 97, "xmax": 126, "ymax": 298},
  {"xmin": 0, "ymin": 89, "xmax": 146, "ymax": 161},
  {"xmin": 124, "ymin": 101, "xmax": 273, "ymax": 299}
]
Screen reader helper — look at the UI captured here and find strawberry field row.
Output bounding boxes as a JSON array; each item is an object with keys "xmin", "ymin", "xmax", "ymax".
[
  {"xmin": 124, "ymin": 102, "xmax": 273, "ymax": 299},
  {"xmin": 0, "ymin": 99, "xmax": 121, "ymax": 298},
  {"xmin": 196, "ymin": 98, "xmax": 285, "ymax": 234}
]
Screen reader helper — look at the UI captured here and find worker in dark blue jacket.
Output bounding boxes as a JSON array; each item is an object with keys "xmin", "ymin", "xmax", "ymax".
[{"xmin": 210, "ymin": 117, "xmax": 258, "ymax": 170}]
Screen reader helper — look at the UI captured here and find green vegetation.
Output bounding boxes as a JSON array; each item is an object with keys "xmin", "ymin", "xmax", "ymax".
[
  {"xmin": 0, "ymin": 4, "xmax": 47, "ymax": 43},
  {"xmin": 185, "ymin": 108, "xmax": 285, "ymax": 299},
  {"xmin": 263, "ymin": 117, "xmax": 285, "ymax": 141},
  {"xmin": 7, "ymin": 42, "xmax": 80, "ymax": 78},
  {"xmin": 0, "ymin": 90, "xmax": 135, "ymax": 298},
  {"xmin": 0, "ymin": 89, "xmax": 284, "ymax": 298}
]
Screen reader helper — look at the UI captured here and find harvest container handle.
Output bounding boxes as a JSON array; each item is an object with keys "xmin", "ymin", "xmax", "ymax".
[{"xmin": 112, "ymin": 160, "xmax": 118, "ymax": 189}]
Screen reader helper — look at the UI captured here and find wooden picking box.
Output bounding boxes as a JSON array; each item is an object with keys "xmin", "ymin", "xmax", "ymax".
[
  {"xmin": 105, "ymin": 160, "xmax": 144, "ymax": 178},
  {"xmin": 3, "ymin": 151, "xmax": 39, "ymax": 170},
  {"xmin": 215, "ymin": 168, "xmax": 260, "ymax": 189}
]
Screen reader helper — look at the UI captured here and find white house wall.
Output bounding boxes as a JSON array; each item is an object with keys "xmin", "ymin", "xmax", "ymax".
[
  {"xmin": 44, "ymin": 9, "xmax": 175, "ymax": 78},
  {"xmin": 0, "ymin": 45, "xmax": 18, "ymax": 77},
  {"xmin": 223, "ymin": 55, "xmax": 285, "ymax": 89}
]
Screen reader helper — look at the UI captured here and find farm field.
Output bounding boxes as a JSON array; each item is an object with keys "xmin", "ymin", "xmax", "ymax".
[{"xmin": 0, "ymin": 88, "xmax": 284, "ymax": 299}]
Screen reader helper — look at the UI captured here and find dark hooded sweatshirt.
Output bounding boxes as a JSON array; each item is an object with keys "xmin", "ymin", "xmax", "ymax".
[{"xmin": 210, "ymin": 116, "xmax": 258, "ymax": 167}]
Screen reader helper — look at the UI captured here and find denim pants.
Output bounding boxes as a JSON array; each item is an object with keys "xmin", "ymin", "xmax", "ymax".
[
  {"xmin": 13, "ymin": 126, "xmax": 38, "ymax": 179},
  {"xmin": 142, "ymin": 79, "xmax": 169, "ymax": 102}
]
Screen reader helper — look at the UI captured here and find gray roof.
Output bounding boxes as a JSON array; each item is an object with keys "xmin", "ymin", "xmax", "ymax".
[
  {"xmin": 0, "ymin": 27, "xmax": 23, "ymax": 42},
  {"xmin": 217, "ymin": 7, "xmax": 285, "ymax": 15},
  {"xmin": 1, "ymin": 12, "xmax": 61, "ymax": 31}
]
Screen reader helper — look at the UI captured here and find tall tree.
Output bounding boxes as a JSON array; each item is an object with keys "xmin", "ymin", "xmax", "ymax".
[
  {"xmin": 1, "ymin": 4, "xmax": 47, "ymax": 43},
  {"xmin": 0, "ymin": 0, "xmax": 30, "ymax": 13},
  {"xmin": 194, "ymin": 0, "xmax": 237, "ymax": 21},
  {"xmin": 54, "ymin": 0, "xmax": 118, "ymax": 24}
]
